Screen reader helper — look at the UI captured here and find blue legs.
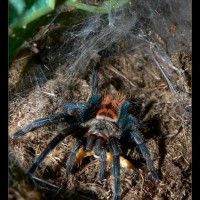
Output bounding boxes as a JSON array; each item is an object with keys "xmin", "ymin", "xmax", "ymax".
[
  {"xmin": 117, "ymin": 101, "xmax": 159, "ymax": 181},
  {"xmin": 27, "ymin": 125, "xmax": 85, "ymax": 175},
  {"xmin": 12, "ymin": 112, "xmax": 81, "ymax": 139},
  {"xmin": 63, "ymin": 102, "xmax": 87, "ymax": 110},
  {"xmin": 13, "ymin": 102, "xmax": 90, "ymax": 139},
  {"xmin": 91, "ymin": 67, "xmax": 100, "ymax": 106},
  {"xmin": 109, "ymin": 137, "xmax": 121, "ymax": 200},
  {"xmin": 80, "ymin": 69, "xmax": 101, "ymax": 122},
  {"xmin": 130, "ymin": 129, "xmax": 160, "ymax": 181},
  {"xmin": 66, "ymin": 139, "xmax": 83, "ymax": 173},
  {"xmin": 119, "ymin": 116, "xmax": 160, "ymax": 181},
  {"xmin": 13, "ymin": 113, "xmax": 66, "ymax": 139}
]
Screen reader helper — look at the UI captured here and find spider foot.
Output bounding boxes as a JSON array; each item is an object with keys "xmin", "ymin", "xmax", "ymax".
[
  {"xmin": 113, "ymin": 195, "xmax": 120, "ymax": 200},
  {"xmin": 113, "ymin": 176, "xmax": 121, "ymax": 200},
  {"xmin": 27, "ymin": 174, "xmax": 61, "ymax": 190},
  {"xmin": 12, "ymin": 129, "xmax": 25, "ymax": 139}
]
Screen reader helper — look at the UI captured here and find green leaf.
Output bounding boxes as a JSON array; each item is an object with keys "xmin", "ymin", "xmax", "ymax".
[
  {"xmin": 9, "ymin": 0, "xmax": 55, "ymax": 30},
  {"xmin": 65, "ymin": 0, "xmax": 130, "ymax": 14}
]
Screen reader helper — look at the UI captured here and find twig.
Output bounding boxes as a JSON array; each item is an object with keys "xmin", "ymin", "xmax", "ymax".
[{"xmin": 105, "ymin": 63, "xmax": 136, "ymax": 88}]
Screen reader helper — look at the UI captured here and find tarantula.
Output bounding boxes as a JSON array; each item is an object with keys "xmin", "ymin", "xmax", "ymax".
[{"xmin": 12, "ymin": 69, "xmax": 159, "ymax": 200}]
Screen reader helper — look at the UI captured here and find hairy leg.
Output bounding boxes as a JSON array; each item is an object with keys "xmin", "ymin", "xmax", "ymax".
[
  {"xmin": 27, "ymin": 125, "xmax": 84, "ymax": 175},
  {"xmin": 12, "ymin": 112, "xmax": 80, "ymax": 139},
  {"xmin": 117, "ymin": 101, "xmax": 131, "ymax": 129},
  {"xmin": 93, "ymin": 138, "xmax": 105, "ymax": 156},
  {"xmin": 30, "ymin": 175, "xmax": 61, "ymax": 190},
  {"xmin": 98, "ymin": 147, "xmax": 107, "ymax": 179},
  {"xmin": 93, "ymin": 138, "xmax": 107, "ymax": 178},
  {"xmin": 81, "ymin": 69, "xmax": 101, "ymax": 122},
  {"xmin": 13, "ymin": 113, "xmax": 67, "ymax": 139},
  {"xmin": 109, "ymin": 137, "xmax": 121, "ymax": 200},
  {"xmin": 131, "ymin": 129, "xmax": 159, "ymax": 181},
  {"xmin": 66, "ymin": 140, "xmax": 83, "ymax": 173},
  {"xmin": 63, "ymin": 102, "xmax": 87, "ymax": 110},
  {"xmin": 85, "ymin": 134, "xmax": 96, "ymax": 151}
]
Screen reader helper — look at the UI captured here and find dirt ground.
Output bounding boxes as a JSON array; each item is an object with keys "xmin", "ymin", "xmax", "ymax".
[{"xmin": 8, "ymin": 6, "xmax": 191, "ymax": 200}]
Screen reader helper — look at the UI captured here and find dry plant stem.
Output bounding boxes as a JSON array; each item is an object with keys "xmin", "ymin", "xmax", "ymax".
[{"xmin": 106, "ymin": 63, "xmax": 136, "ymax": 88}]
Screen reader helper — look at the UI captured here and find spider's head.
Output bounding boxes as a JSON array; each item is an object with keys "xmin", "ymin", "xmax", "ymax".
[{"xmin": 96, "ymin": 92, "xmax": 125, "ymax": 122}]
